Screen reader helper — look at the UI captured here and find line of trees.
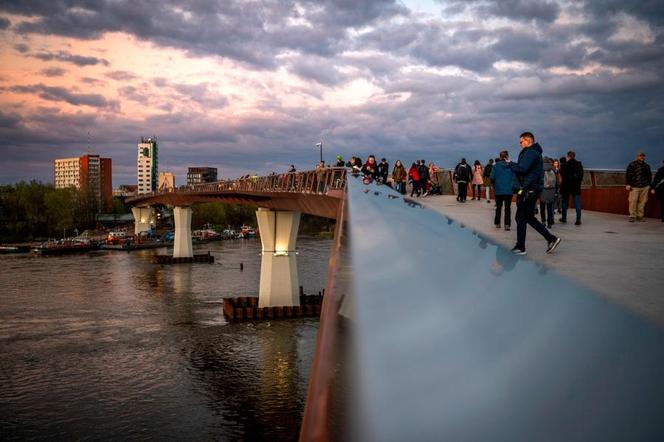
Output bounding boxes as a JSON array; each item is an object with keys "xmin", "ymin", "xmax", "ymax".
[{"xmin": 0, "ymin": 181, "xmax": 126, "ymax": 242}]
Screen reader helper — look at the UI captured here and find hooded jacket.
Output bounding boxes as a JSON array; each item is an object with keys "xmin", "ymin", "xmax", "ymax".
[{"xmin": 510, "ymin": 142, "xmax": 544, "ymax": 193}]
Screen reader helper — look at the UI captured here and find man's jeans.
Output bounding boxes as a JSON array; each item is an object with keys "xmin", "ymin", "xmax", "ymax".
[
  {"xmin": 561, "ymin": 193, "xmax": 582, "ymax": 222},
  {"xmin": 515, "ymin": 193, "xmax": 557, "ymax": 250}
]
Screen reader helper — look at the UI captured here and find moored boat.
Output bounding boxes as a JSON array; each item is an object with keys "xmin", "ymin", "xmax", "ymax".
[{"xmin": 31, "ymin": 239, "xmax": 99, "ymax": 255}]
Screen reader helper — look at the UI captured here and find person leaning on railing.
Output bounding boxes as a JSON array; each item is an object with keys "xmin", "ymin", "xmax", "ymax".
[{"xmin": 625, "ymin": 151, "xmax": 652, "ymax": 222}]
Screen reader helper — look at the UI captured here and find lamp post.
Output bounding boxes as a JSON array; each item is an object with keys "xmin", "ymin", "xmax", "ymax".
[{"xmin": 316, "ymin": 141, "xmax": 323, "ymax": 164}]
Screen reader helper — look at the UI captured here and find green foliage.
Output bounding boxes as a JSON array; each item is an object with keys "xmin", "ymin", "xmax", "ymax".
[
  {"xmin": 0, "ymin": 181, "xmax": 99, "ymax": 241},
  {"xmin": 191, "ymin": 202, "xmax": 257, "ymax": 229}
]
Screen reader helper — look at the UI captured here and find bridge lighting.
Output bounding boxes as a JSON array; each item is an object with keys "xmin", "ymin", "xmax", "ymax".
[{"xmin": 273, "ymin": 251, "xmax": 289, "ymax": 256}]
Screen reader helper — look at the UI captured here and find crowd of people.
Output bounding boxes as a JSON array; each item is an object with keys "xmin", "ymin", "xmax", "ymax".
[{"xmin": 293, "ymin": 133, "xmax": 664, "ymax": 256}]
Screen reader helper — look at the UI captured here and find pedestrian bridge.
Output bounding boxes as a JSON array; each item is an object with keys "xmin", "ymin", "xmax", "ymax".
[{"xmin": 129, "ymin": 169, "xmax": 664, "ymax": 441}]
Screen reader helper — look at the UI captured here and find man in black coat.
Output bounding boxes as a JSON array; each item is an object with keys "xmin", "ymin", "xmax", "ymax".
[
  {"xmin": 651, "ymin": 160, "xmax": 664, "ymax": 222},
  {"xmin": 419, "ymin": 160, "xmax": 430, "ymax": 196},
  {"xmin": 559, "ymin": 150, "xmax": 584, "ymax": 225},
  {"xmin": 454, "ymin": 158, "xmax": 471, "ymax": 202},
  {"xmin": 626, "ymin": 151, "xmax": 652, "ymax": 222}
]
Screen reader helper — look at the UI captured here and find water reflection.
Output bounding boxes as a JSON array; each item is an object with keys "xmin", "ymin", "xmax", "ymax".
[{"xmin": 0, "ymin": 238, "xmax": 331, "ymax": 441}]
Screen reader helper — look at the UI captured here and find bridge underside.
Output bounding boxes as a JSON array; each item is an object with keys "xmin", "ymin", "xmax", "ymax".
[{"xmin": 128, "ymin": 190, "xmax": 343, "ymax": 220}]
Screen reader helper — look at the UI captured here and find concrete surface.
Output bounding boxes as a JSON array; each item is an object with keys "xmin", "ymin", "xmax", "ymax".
[{"xmin": 422, "ymin": 194, "xmax": 664, "ymax": 328}]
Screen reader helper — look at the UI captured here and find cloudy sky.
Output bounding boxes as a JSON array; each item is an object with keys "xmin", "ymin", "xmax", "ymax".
[{"xmin": 1, "ymin": 0, "xmax": 663, "ymax": 185}]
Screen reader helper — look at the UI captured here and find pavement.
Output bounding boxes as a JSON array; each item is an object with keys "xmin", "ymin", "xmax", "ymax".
[{"xmin": 421, "ymin": 194, "xmax": 664, "ymax": 328}]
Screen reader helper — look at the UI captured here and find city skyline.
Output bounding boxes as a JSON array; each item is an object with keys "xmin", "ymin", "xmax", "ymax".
[{"xmin": 1, "ymin": 0, "xmax": 663, "ymax": 185}]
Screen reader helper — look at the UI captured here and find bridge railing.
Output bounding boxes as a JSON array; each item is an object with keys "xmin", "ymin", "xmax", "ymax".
[{"xmin": 148, "ymin": 167, "xmax": 348, "ymax": 198}]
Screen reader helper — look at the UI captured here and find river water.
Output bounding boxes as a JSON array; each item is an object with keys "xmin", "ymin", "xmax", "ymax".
[{"xmin": 0, "ymin": 237, "xmax": 332, "ymax": 441}]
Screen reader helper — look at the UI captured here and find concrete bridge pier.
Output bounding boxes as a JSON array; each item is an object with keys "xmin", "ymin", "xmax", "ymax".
[
  {"xmin": 256, "ymin": 208, "xmax": 301, "ymax": 307},
  {"xmin": 173, "ymin": 206, "xmax": 193, "ymax": 258},
  {"xmin": 132, "ymin": 206, "xmax": 156, "ymax": 235}
]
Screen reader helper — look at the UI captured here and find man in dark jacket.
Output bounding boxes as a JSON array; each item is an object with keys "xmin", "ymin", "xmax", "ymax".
[
  {"xmin": 377, "ymin": 158, "xmax": 390, "ymax": 184},
  {"xmin": 651, "ymin": 160, "xmax": 664, "ymax": 222},
  {"xmin": 625, "ymin": 152, "xmax": 652, "ymax": 222},
  {"xmin": 490, "ymin": 151, "xmax": 515, "ymax": 230},
  {"xmin": 559, "ymin": 150, "xmax": 584, "ymax": 225},
  {"xmin": 418, "ymin": 159, "xmax": 430, "ymax": 196},
  {"xmin": 454, "ymin": 158, "xmax": 471, "ymax": 202},
  {"xmin": 509, "ymin": 132, "xmax": 560, "ymax": 255}
]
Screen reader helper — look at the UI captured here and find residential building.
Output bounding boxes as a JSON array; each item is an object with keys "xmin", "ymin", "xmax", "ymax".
[
  {"xmin": 187, "ymin": 167, "xmax": 218, "ymax": 185},
  {"xmin": 137, "ymin": 136, "xmax": 158, "ymax": 194},
  {"xmin": 54, "ymin": 154, "xmax": 112, "ymax": 212}
]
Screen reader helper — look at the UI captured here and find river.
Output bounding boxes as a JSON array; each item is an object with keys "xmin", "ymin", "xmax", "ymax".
[{"xmin": 0, "ymin": 237, "xmax": 332, "ymax": 441}]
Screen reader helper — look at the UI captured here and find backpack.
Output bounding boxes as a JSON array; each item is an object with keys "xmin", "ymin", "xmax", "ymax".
[
  {"xmin": 455, "ymin": 164, "xmax": 470, "ymax": 182},
  {"xmin": 543, "ymin": 169, "xmax": 556, "ymax": 189}
]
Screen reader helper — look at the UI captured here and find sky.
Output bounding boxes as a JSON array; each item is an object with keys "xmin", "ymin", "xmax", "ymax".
[{"xmin": 1, "ymin": 0, "xmax": 663, "ymax": 185}]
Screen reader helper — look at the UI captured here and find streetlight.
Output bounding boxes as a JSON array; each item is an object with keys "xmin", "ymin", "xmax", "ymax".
[{"xmin": 316, "ymin": 141, "xmax": 323, "ymax": 164}]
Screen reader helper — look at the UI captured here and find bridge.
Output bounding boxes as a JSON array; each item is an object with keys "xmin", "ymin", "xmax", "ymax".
[
  {"xmin": 128, "ymin": 169, "xmax": 664, "ymax": 441},
  {"xmin": 127, "ymin": 168, "xmax": 346, "ymax": 308}
]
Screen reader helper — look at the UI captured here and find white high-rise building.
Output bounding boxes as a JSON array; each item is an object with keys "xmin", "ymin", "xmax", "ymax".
[{"xmin": 137, "ymin": 136, "xmax": 158, "ymax": 195}]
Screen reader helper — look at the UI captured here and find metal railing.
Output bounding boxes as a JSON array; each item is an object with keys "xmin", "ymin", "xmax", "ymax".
[{"xmin": 135, "ymin": 168, "xmax": 347, "ymax": 200}]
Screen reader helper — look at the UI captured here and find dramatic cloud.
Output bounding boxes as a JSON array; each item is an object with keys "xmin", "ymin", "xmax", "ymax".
[
  {"xmin": 0, "ymin": 0, "xmax": 663, "ymax": 185},
  {"xmin": 30, "ymin": 50, "xmax": 109, "ymax": 67},
  {"xmin": 8, "ymin": 84, "xmax": 118, "ymax": 109},
  {"xmin": 40, "ymin": 67, "xmax": 67, "ymax": 77}
]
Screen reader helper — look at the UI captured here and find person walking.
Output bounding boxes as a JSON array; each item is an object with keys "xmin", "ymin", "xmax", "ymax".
[
  {"xmin": 539, "ymin": 156, "xmax": 556, "ymax": 228},
  {"xmin": 625, "ymin": 151, "xmax": 652, "ymax": 222},
  {"xmin": 651, "ymin": 160, "xmax": 664, "ymax": 222},
  {"xmin": 559, "ymin": 150, "xmax": 584, "ymax": 225},
  {"xmin": 471, "ymin": 160, "xmax": 483, "ymax": 200},
  {"xmin": 408, "ymin": 162, "xmax": 421, "ymax": 197},
  {"xmin": 418, "ymin": 159, "xmax": 430, "ymax": 196},
  {"xmin": 483, "ymin": 159, "xmax": 494, "ymax": 203},
  {"xmin": 454, "ymin": 158, "xmax": 472, "ymax": 202},
  {"xmin": 392, "ymin": 160, "xmax": 407, "ymax": 195},
  {"xmin": 509, "ymin": 132, "xmax": 561, "ymax": 255},
  {"xmin": 490, "ymin": 150, "xmax": 515, "ymax": 230}
]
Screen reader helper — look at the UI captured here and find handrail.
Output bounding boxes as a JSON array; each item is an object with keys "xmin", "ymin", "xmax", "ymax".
[{"xmin": 130, "ymin": 168, "xmax": 348, "ymax": 201}]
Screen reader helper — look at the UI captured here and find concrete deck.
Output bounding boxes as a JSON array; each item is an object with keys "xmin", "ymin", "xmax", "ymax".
[{"xmin": 422, "ymin": 195, "xmax": 664, "ymax": 328}]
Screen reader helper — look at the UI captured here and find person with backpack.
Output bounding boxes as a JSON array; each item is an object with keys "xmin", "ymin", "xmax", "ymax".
[
  {"xmin": 539, "ymin": 156, "xmax": 556, "ymax": 228},
  {"xmin": 483, "ymin": 159, "xmax": 494, "ymax": 203},
  {"xmin": 490, "ymin": 150, "xmax": 515, "ymax": 230},
  {"xmin": 559, "ymin": 150, "xmax": 584, "ymax": 225},
  {"xmin": 454, "ymin": 158, "xmax": 472, "ymax": 202}
]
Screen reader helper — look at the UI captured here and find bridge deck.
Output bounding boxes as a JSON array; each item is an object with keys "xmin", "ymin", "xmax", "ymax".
[{"xmin": 423, "ymin": 194, "xmax": 664, "ymax": 327}]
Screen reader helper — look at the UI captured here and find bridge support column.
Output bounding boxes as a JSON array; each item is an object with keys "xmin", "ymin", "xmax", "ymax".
[
  {"xmin": 256, "ymin": 208, "xmax": 301, "ymax": 307},
  {"xmin": 173, "ymin": 206, "xmax": 193, "ymax": 258},
  {"xmin": 132, "ymin": 207, "xmax": 156, "ymax": 235}
]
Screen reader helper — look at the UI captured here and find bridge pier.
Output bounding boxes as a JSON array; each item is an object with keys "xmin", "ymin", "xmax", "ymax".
[
  {"xmin": 173, "ymin": 206, "xmax": 193, "ymax": 258},
  {"xmin": 256, "ymin": 208, "xmax": 301, "ymax": 307},
  {"xmin": 131, "ymin": 207, "xmax": 156, "ymax": 235}
]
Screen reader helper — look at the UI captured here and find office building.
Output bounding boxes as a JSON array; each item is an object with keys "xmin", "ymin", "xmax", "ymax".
[
  {"xmin": 137, "ymin": 136, "xmax": 158, "ymax": 195},
  {"xmin": 187, "ymin": 167, "xmax": 218, "ymax": 185}
]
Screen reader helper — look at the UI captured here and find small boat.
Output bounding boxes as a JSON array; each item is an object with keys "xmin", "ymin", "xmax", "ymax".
[{"xmin": 31, "ymin": 239, "xmax": 99, "ymax": 255}]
